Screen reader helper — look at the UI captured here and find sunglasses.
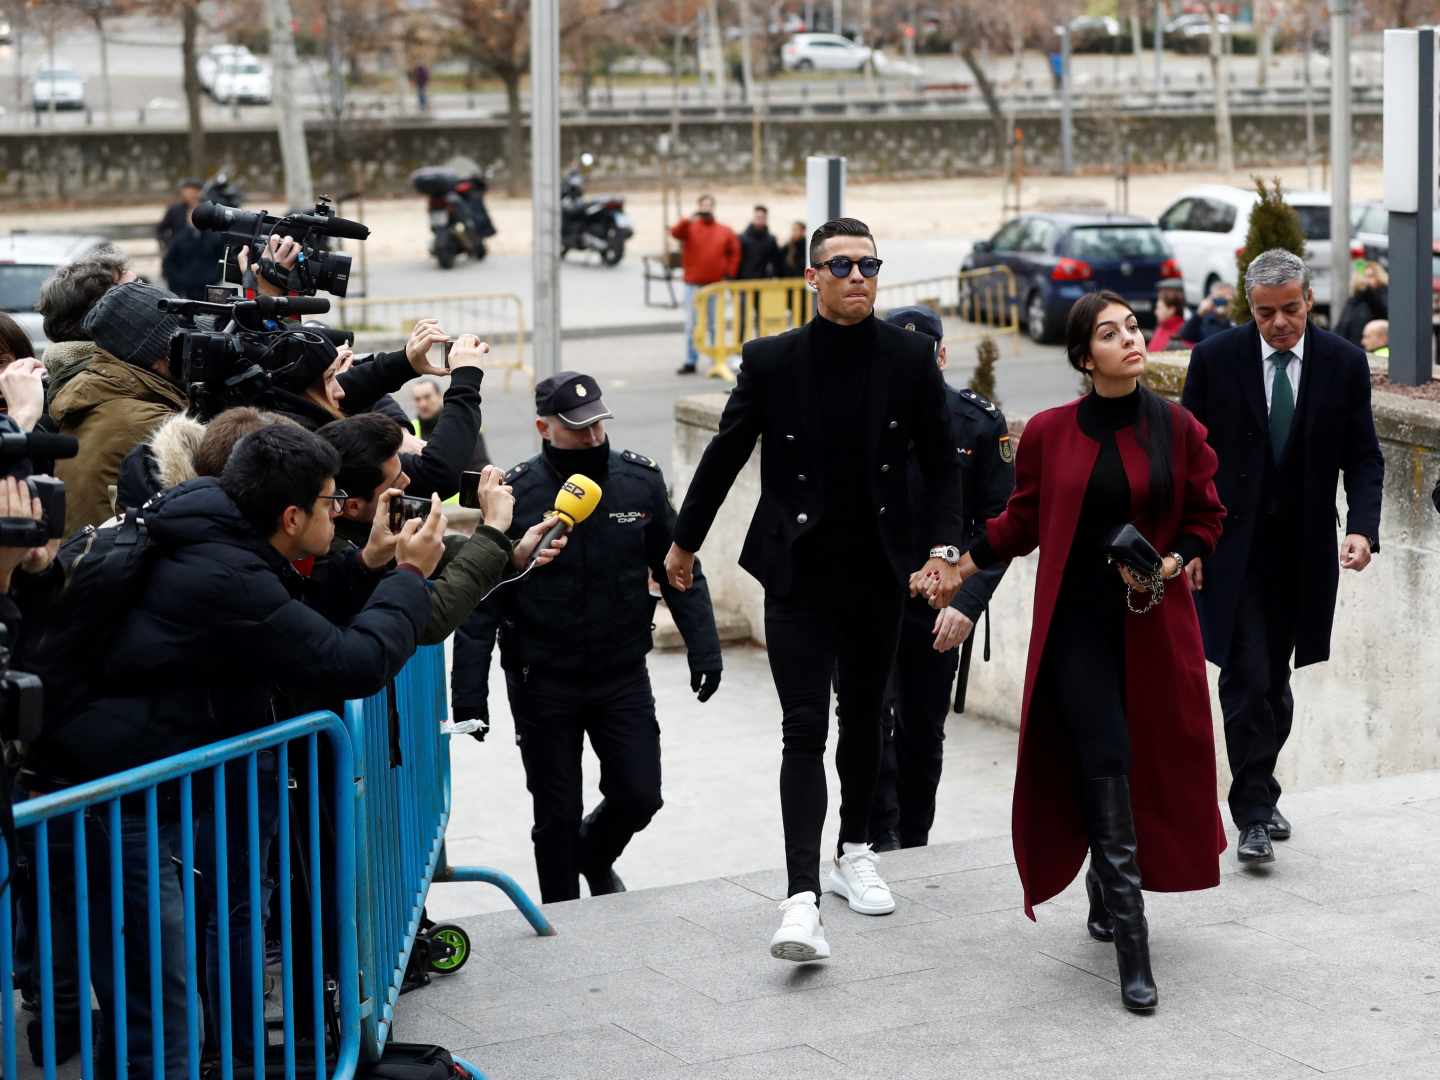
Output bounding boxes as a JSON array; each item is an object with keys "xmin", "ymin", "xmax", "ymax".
[{"xmin": 813, "ymin": 255, "xmax": 883, "ymax": 279}]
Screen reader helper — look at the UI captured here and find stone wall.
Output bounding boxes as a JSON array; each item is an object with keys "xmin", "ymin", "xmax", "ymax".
[
  {"xmin": 670, "ymin": 359, "xmax": 1440, "ymax": 796},
  {"xmin": 0, "ymin": 105, "xmax": 1381, "ymax": 204}
]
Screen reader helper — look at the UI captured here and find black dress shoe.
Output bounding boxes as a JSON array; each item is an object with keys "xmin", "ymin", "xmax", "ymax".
[
  {"xmin": 584, "ymin": 867, "xmax": 627, "ymax": 896},
  {"xmin": 1267, "ymin": 808, "xmax": 1292, "ymax": 841},
  {"xmin": 871, "ymin": 830, "xmax": 900, "ymax": 853},
  {"xmin": 1237, "ymin": 823, "xmax": 1275, "ymax": 864},
  {"xmin": 676, "ymin": 365, "xmax": 698, "ymax": 375}
]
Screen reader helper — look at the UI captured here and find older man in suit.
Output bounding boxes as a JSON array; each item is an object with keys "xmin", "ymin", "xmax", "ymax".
[
  {"xmin": 1181, "ymin": 248, "xmax": 1384, "ymax": 866},
  {"xmin": 664, "ymin": 218, "xmax": 964, "ymax": 962}
]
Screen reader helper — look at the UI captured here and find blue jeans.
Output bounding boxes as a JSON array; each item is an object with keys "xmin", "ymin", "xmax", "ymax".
[
  {"xmin": 195, "ymin": 753, "xmax": 281, "ymax": 1062},
  {"xmin": 37, "ymin": 805, "xmax": 189, "ymax": 1078},
  {"xmin": 682, "ymin": 285, "xmax": 719, "ymax": 370}
]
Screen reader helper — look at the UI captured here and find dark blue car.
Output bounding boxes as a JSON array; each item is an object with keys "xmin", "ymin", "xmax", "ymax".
[{"xmin": 961, "ymin": 212, "xmax": 1181, "ymax": 343}]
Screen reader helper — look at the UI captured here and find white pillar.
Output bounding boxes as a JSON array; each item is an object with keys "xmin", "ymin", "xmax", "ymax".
[{"xmin": 1329, "ymin": 0, "xmax": 1352, "ymax": 320}]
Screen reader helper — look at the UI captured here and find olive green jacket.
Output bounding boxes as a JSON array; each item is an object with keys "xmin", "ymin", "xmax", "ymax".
[{"xmin": 331, "ymin": 517, "xmax": 513, "ymax": 644}]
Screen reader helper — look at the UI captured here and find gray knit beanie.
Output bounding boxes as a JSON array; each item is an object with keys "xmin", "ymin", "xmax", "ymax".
[{"xmin": 80, "ymin": 281, "xmax": 181, "ymax": 370}]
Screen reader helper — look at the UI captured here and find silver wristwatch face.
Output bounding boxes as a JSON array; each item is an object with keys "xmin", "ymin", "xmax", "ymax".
[{"xmin": 931, "ymin": 545, "xmax": 960, "ymax": 564}]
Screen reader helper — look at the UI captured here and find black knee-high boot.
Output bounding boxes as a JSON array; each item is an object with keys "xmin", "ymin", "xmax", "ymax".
[
  {"xmin": 1085, "ymin": 862, "xmax": 1114, "ymax": 942},
  {"xmin": 1083, "ymin": 776, "xmax": 1157, "ymax": 1012}
]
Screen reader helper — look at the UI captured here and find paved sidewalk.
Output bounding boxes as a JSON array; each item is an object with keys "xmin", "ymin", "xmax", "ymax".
[{"xmin": 397, "ymin": 767, "xmax": 1440, "ymax": 1079}]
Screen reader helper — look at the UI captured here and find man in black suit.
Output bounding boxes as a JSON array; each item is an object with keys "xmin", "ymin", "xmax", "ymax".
[
  {"xmin": 664, "ymin": 218, "xmax": 965, "ymax": 962},
  {"xmin": 1181, "ymin": 248, "xmax": 1384, "ymax": 866}
]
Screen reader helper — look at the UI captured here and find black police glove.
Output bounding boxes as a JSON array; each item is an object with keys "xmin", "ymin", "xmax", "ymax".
[
  {"xmin": 690, "ymin": 669, "xmax": 721, "ymax": 704},
  {"xmin": 457, "ymin": 704, "xmax": 490, "ymax": 742}
]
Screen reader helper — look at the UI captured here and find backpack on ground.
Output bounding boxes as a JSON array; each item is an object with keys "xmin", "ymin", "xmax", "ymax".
[{"xmin": 356, "ymin": 1043, "xmax": 470, "ymax": 1080}]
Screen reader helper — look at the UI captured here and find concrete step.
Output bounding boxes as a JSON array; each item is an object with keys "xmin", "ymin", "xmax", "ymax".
[{"xmin": 395, "ymin": 769, "xmax": 1440, "ymax": 1078}]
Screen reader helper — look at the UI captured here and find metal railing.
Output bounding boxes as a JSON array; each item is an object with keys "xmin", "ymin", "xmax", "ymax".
[
  {"xmin": 689, "ymin": 278, "xmax": 815, "ymax": 381},
  {"xmin": 2, "ymin": 712, "xmax": 359, "ymax": 1080},
  {"xmin": 330, "ymin": 292, "xmax": 530, "ymax": 391},
  {"xmin": 875, "ymin": 265, "xmax": 1022, "ymax": 354},
  {"xmin": 2, "ymin": 646, "xmax": 552, "ymax": 1079},
  {"xmin": 347, "ymin": 645, "xmax": 551, "ymax": 1059}
]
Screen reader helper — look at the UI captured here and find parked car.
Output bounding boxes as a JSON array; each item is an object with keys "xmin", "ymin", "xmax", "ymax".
[
  {"xmin": 1065, "ymin": 15, "xmax": 1121, "ymax": 53},
  {"xmin": 1157, "ymin": 185, "xmax": 1345, "ymax": 314},
  {"xmin": 1351, "ymin": 201, "xmax": 1440, "ymax": 269},
  {"xmin": 1165, "ymin": 12, "xmax": 1232, "ymax": 39},
  {"xmin": 198, "ymin": 44, "xmax": 255, "ymax": 91},
  {"xmin": 961, "ymin": 212, "xmax": 1181, "ymax": 344},
  {"xmin": 211, "ymin": 58, "xmax": 272, "ymax": 105},
  {"xmin": 31, "ymin": 68, "xmax": 86, "ymax": 112},
  {"xmin": 780, "ymin": 33, "xmax": 872, "ymax": 72},
  {"xmin": 0, "ymin": 232, "xmax": 110, "ymax": 353}
]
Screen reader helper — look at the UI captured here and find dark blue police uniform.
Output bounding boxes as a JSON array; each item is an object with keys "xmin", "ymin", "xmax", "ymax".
[
  {"xmin": 463, "ymin": 373, "xmax": 722, "ymax": 902},
  {"xmin": 868, "ymin": 307, "xmax": 1016, "ymax": 849}
]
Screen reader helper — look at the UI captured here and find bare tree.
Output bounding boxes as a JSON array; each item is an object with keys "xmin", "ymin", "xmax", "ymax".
[{"xmin": 1206, "ymin": 1, "xmax": 1233, "ymax": 175}]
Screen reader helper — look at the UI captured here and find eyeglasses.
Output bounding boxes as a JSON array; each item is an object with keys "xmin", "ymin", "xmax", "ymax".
[
  {"xmin": 316, "ymin": 489, "xmax": 349, "ymax": 516},
  {"xmin": 813, "ymin": 255, "xmax": 883, "ymax": 279}
]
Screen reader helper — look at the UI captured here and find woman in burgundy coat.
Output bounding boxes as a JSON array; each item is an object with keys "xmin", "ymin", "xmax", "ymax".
[{"xmin": 917, "ymin": 291, "xmax": 1227, "ymax": 1011}]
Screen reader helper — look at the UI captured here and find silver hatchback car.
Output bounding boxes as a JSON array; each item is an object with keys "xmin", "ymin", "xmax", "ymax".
[{"xmin": 0, "ymin": 232, "xmax": 110, "ymax": 353}]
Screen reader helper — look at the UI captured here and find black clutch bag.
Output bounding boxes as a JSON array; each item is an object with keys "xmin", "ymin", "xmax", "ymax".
[
  {"xmin": 1101, "ymin": 523, "xmax": 1163, "ymax": 578},
  {"xmin": 1102, "ymin": 523, "xmax": 1166, "ymax": 614}
]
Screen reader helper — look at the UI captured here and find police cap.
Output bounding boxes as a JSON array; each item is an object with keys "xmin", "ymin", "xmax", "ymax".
[{"xmin": 534, "ymin": 370, "xmax": 613, "ymax": 429}]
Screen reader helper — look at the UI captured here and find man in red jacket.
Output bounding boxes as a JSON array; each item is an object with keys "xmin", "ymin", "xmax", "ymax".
[{"xmin": 671, "ymin": 194, "xmax": 740, "ymax": 374}]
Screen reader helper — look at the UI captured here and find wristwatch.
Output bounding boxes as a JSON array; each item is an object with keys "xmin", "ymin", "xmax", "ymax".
[
  {"xmin": 929, "ymin": 545, "xmax": 962, "ymax": 565},
  {"xmin": 1165, "ymin": 552, "xmax": 1184, "ymax": 579}
]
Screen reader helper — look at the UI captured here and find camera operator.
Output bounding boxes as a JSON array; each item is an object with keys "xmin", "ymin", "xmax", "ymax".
[
  {"xmin": 237, "ymin": 239, "xmax": 481, "ymax": 501},
  {"xmin": 25, "ymin": 423, "xmax": 442, "ymax": 1075},
  {"xmin": 318, "ymin": 413, "xmax": 566, "ymax": 643},
  {"xmin": 52, "ymin": 281, "xmax": 189, "ymax": 533},
  {"xmin": 36, "ymin": 246, "xmax": 136, "ymax": 407}
]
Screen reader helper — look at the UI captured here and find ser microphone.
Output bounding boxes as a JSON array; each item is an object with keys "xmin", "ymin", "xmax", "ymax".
[{"xmin": 529, "ymin": 473, "xmax": 602, "ymax": 567}]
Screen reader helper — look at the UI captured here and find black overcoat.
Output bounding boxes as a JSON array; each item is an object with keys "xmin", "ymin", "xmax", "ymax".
[{"xmin": 1180, "ymin": 321, "xmax": 1384, "ymax": 668}]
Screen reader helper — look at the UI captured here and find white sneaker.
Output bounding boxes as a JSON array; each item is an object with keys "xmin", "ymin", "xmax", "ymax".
[
  {"xmin": 828, "ymin": 844, "xmax": 896, "ymax": 915},
  {"xmin": 769, "ymin": 891, "xmax": 831, "ymax": 962}
]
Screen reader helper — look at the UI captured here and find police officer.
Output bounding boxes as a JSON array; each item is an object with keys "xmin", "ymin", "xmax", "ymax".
[
  {"xmin": 468, "ymin": 371, "xmax": 723, "ymax": 902},
  {"xmin": 869, "ymin": 306, "xmax": 1015, "ymax": 851}
]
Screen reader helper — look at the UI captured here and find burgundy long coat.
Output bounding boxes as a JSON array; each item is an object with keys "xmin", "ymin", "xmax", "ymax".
[{"xmin": 984, "ymin": 396, "xmax": 1228, "ymax": 918}]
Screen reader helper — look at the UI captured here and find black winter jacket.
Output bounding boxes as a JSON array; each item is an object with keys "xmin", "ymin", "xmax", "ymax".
[{"xmin": 32, "ymin": 478, "xmax": 431, "ymax": 781}]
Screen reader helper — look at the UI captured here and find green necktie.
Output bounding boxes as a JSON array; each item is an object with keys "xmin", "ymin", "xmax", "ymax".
[{"xmin": 1269, "ymin": 350, "xmax": 1295, "ymax": 460}]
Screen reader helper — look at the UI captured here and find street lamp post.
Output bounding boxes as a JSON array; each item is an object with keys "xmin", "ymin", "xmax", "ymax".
[
  {"xmin": 1060, "ymin": 24, "xmax": 1073, "ymax": 176},
  {"xmin": 1329, "ymin": 0, "xmax": 1352, "ymax": 319},
  {"xmin": 531, "ymin": 0, "xmax": 562, "ymax": 383}
]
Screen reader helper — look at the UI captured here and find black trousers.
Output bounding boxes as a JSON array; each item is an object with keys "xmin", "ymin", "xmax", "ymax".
[
  {"xmin": 1218, "ymin": 533, "xmax": 1301, "ymax": 829},
  {"xmin": 764, "ymin": 561, "xmax": 903, "ymax": 899},
  {"xmin": 869, "ymin": 604, "xmax": 960, "ymax": 848},
  {"xmin": 1041, "ymin": 572, "xmax": 1131, "ymax": 782},
  {"xmin": 507, "ymin": 661, "xmax": 663, "ymax": 903}
]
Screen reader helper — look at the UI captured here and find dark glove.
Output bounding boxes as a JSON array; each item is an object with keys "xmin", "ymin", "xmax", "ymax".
[
  {"xmin": 690, "ymin": 669, "xmax": 721, "ymax": 703},
  {"xmin": 457, "ymin": 704, "xmax": 490, "ymax": 742}
]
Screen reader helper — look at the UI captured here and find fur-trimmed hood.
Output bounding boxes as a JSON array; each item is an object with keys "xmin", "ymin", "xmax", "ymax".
[{"xmin": 149, "ymin": 412, "xmax": 206, "ymax": 490}]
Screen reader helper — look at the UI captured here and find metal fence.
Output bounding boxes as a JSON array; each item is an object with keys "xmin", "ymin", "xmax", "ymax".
[
  {"xmin": 2, "ymin": 712, "xmax": 359, "ymax": 1080},
  {"xmin": 875, "ymin": 266, "xmax": 1021, "ymax": 355},
  {"xmin": 2, "ymin": 645, "xmax": 552, "ymax": 1079},
  {"xmin": 330, "ymin": 292, "xmax": 530, "ymax": 391},
  {"xmin": 689, "ymin": 278, "xmax": 815, "ymax": 380}
]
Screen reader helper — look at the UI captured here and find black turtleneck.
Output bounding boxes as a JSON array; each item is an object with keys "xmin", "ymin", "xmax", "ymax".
[
  {"xmin": 809, "ymin": 313, "xmax": 878, "ymax": 545},
  {"xmin": 544, "ymin": 438, "xmax": 611, "ymax": 481}
]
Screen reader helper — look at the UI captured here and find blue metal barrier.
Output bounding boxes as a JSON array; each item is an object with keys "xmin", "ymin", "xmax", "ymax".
[
  {"xmin": 1, "ymin": 712, "xmax": 358, "ymax": 1080},
  {"xmin": 3, "ymin": 647, "xmax": 549, "ymax": 1078},
  {"xmin": 348, "ymin": 645, "xmax": 552, "ymax": 1061}
]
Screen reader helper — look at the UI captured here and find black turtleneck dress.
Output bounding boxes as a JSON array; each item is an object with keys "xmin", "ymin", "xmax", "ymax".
[{"xmin": 975, "ymin": 389, "xmax": 1149, "ymax": 778}]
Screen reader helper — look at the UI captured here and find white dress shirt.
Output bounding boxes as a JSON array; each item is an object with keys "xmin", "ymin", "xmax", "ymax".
[{"xmin": 1259, "ymin": 334, "xmax": 1304, "ymax": 414}]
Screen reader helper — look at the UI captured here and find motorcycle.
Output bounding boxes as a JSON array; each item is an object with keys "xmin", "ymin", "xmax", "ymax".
[
  {"xmin": 560, "ymin": 153, "xmax": 632, "ymax": 267},
  {"xmin": 410, "ymin": 164, "xmax": 497, "ymax": 270}
]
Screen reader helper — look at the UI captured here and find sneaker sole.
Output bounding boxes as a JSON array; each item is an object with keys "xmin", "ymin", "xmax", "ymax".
[
  {"xmin": 770, "ymin": 938, "xmax": 830, "ymax": 962},
  {"xmin": 827, "ymin": 868, "xmax": 896, "ymax": 915}
]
